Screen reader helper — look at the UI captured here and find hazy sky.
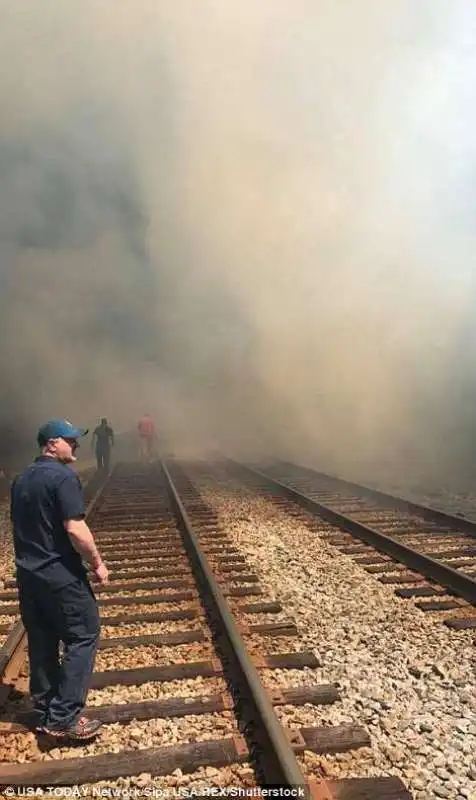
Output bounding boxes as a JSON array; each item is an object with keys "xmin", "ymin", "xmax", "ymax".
[{"xmin": 1, "ymin": 1, "xmax": 476, "ymax": 482}]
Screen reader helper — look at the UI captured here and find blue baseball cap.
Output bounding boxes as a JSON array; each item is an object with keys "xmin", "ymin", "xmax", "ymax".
[{"xmin": 37, "ymin": 419, "xmax": 89, "ymax": 446}]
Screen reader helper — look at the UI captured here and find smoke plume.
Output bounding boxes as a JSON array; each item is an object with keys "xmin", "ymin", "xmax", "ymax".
[{"xmin": 1, "ymin": 1, "xmax": 476, "ymax": 487}]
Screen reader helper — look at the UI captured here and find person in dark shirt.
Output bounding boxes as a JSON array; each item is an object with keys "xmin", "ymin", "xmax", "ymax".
[
  {"xmin": 91, "ymin": 418, "xmax": 114, "ymax": 472},
  {"xmin": 10, "ymin": 419, "xmax": 109, "ymax": 742}
]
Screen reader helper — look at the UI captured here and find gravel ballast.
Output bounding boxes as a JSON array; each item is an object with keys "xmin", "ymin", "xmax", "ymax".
[{"xmin": 186, "ymin": 468, "xmax": 476, "ymax": 800}]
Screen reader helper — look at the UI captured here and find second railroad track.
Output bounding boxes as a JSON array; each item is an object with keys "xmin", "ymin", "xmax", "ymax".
[{"xmin": 227, "ymin": 459, "xmax": 476, "ymax": 630}]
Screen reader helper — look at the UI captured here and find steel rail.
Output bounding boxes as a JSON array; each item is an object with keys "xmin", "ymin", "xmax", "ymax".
[
  {"xmin": 227, "ymin": 460, "xmax": 476, "ymax": 606},
  {"xmin": 278, "ymin": 461, "xmax": 476, "ymax": 537},
  {"xmin": 161, "ymin": 459, "xmax": 309, "ymax": 793},
  {"xmin": 0, "ymin": 623, "xmax": 24, "ymax": 675}
]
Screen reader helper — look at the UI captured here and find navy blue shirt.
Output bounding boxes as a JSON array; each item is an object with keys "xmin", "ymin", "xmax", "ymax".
[
  {"xmin": 11, "ymin": 456, "xmax": 87, "ymax": 588},
  {"xmin": 93, "ymin": 425, "xmax": 113, "ymax": 450}
]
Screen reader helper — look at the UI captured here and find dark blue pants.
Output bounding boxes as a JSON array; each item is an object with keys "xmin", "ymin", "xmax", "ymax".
[
  {"xmin": 18, "ymin": 576, "xmax": 100, "ymax": 730},
  {"xmin": 96, "ymin": 446, "xmax": 110, "ymax": 472}
]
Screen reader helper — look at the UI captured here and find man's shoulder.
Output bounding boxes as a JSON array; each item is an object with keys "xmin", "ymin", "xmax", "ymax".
[
  {"xmin": 58, "ymin": 465, "xmax": 81, "ymax": 484},
  {"xmin": 17, "ymin": 458, "xmax": 57, "ymax": 479},
  {"xmin": 36, "ymin": 459, "xmax": 78, "ymax": 485},
  {"xmin": 13, "ymin": 459, "xmax": 72, "ymax": 495}
]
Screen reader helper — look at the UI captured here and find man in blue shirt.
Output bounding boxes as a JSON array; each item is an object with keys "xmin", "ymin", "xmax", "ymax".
[{"xmin": 11, "ymin": 419, "xmax": 109, "ymax": 742}]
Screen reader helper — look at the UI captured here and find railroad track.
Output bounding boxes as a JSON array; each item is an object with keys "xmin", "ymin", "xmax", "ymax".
[
  {"xmin": 225, "ymin": 459, "xmax": 476, "ymax": 631},
  {"xmin": 0, "ymin": 462, "xmax": 411, "ymax": 798}
]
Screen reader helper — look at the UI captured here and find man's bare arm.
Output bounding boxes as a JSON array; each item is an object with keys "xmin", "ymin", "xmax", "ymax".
[
  {"xmin": 65, "ymin": 519, "xmax": 109, "ymax": 583},
  {"xmin": 65, "ymin": 519, "xmax": 103, "ymax": 568}
]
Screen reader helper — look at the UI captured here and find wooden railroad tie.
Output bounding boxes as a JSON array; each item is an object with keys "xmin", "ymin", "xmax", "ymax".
[
  {"xmin": 1, "ymin": 684, "xmax": 340, "ymax": 733},
  {"xmin": 0, "ymin": 727, "xmax": 375, "ymax": 786},
  {"xmin": 88, "ymin": 650, "xmax": 319, "ymax": 688}
]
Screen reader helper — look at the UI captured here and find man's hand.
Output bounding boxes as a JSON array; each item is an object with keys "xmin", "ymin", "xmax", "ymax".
[{"xmin": 93, "ymin": 563, "xmax": 109, "ymax": 584}]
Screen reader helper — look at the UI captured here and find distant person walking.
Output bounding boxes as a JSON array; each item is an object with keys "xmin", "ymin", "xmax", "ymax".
[
  {"xmin": 91, "ymin": 418, "xmax": 114, "ymax": 472},
  {"xmin": 10, "ymin": 419, "xmax": 109, "ymax": 742},
  {"xmin": 137, "ymin": 413, "xmax": 156, "ymax": 463}
]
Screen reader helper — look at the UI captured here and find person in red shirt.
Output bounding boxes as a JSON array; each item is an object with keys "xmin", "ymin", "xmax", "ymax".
[{"xmin": 137, "ymin": 414, "xmax": 156, "ymax": 462}]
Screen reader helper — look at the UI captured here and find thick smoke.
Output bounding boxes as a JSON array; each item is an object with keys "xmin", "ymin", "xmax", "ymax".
[{"xmin": 1, "ymin": 1, "xmax": 476, "ymax": 487}]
